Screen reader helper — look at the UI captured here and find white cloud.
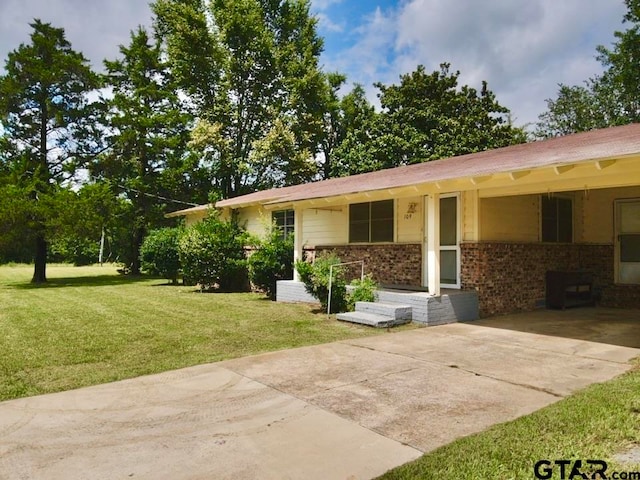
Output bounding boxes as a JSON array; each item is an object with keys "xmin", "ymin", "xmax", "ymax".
[
  {"xmin": 321, "ymin": 6, "xmax": 399, "ymax": 105},
  {"xmin": 315, "ymin": 12, "xmax": 345, "ymax": 33},
  {"xmin": 312, "ymin": 0, "xmax": 343, "ymax": 11},
  {"xmin": 325, "ymin": 0, "xmax": 627, "ymax": 127},
  {"xmin": 0, "ymin": 0, "xmax": 153, "ymax": 73},
  {"xmin": 2, "ymin": 0, "xmax": 630, "ymax": 129}
]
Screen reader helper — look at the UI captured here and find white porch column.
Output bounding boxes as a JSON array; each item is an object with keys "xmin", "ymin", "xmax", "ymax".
[
  {"xmin": 293, "ymin": 207, "xmax": 304, "ymax": 281},
  {"xmin": 427, "ymin": 193, "xmax": 441, "ymax": 296}
]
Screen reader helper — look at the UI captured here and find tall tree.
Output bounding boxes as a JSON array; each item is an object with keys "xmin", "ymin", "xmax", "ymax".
[
  {"xmin": 332, "ymin": 64, "xmax": 524, "ymax": 176},
  {"xmin": 153, "ymin": 0, "xmax": 326, "ymax": 197},
  {"xmin": 0, "ymin": 20, "xmax": 99, "ymax": 282},
  {"xmin": 95, "ymin": 27, "xmax": 192, "ymax": 274},
  {"xmin": 535, "ymin": 82, "xmax": 624, "ymax": 138},
  {"xmin": 318, "ymin": 75, "xmax": 376, "ymax": 179},
  {"xmin": 597, "ymin": 0, "xmax": 640, "ymax": 122},
  {"xmin": 536, "ymin": 0, "xmax": 640, "ymax": 137}
]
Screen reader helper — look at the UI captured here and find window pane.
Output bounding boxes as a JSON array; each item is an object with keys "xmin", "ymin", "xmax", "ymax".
[
  {"xmin": 284, "ymin": 225, "xmax": 294, "ymax": 239},
  {"xmin": 371, "ymin": 219, "xmax": 393, "ymax": 242},
  {"xmin": 621, "ymin": 234, "xmax": 640, "ymax": 262},
  {"xmin": 349, "ymin": 221, "xmax": 369, "ymax": 243},
  {"xmin": 541, "ymin": 196, "xmax": 556, "ymax": 242},
  {"xmin": 350, "ymin": 203, "xmax": 369, "ymax": 222},
  {"xmin": 273, "ymin": 210, "xmax": 294, "ymax": 240},
  {"xmin": 273, "ymin": 211, "xmax": 285, "ymax": 227},
  {"xmin": 557, "ymin": 198, "xmax": 573, "ymax": 243},
  {"xmin": 541, "ymin": 218, "xmax": 557, "ymax": 242},
  {"xmin": 441, "ymin": 250, "xmax": 457, "ymax": 284},
  {"xmin": 350, "ymin": 200, "xmax": 394, "ymax": 243},
  {"xmin": 440, "ymin": 196, "xmax": 457, "ymax": 246},
  {"xmin": 620, "ymin": 202, "xmax": 640, "ymax": 233},
  {"xmin": 349, "ymin": 203, "xmax": 370, "ymax": 242},
  {"xmin": 285, "ymin": 210, "xmax": 295, "ymax": 225},
  {"xmin": 370, "ymin": 200, "xmax": 394, "ymax": 242},
  {"xmin": 371, "ymin": 200, "xmax": 394, "ymax": 221},
  {"xmin": 541, "ymin": 196, "xmax": 572, "ymax": 243}
]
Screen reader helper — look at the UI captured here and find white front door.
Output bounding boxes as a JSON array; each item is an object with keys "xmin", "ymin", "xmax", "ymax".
[
  {"xmin": 423, "ymin": 193, "xmax": 460, "ymax": 289},
  {"xmin": 616, "ymin": 199, "xmax": 640, "ymax": 284}
]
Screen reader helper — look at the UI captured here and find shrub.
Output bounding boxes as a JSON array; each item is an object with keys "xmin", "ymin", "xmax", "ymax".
[
  {"xmin": 140, "ymin": 227, "xmax": 183, "ymax": 284},
  {"xmin": 347, "ymin": 275, "xmax": 378, "ymax": 311},
  {"xmin": 178, "ymin": 213, "xmax": 247, "ymax": 292},
  {"xmin": 295, "ymin": 252, "xmax": 347, "ymax": 313},
  {"xmin": 247, "ymin": 229, "xmax": 294, "ymax": 300}
]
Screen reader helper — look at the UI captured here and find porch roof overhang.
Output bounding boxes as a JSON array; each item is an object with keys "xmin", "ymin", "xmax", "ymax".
[{"xmin": 166, "ymin": 124, "xmax": 640, "ymax": 217}]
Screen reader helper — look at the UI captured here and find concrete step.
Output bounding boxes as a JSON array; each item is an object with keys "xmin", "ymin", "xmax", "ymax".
[
  {"xmin": 355, "ymin": 302, "xmax": 412, "ymax": 321},
  {"xmin": 336, "ymin": 311, "xmax": 411, "ymax": 328}
]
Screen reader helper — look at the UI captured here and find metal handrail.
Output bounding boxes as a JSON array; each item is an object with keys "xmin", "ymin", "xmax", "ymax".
[{"xmin": 328, "ymin": 260, "xmax": 365, "ymax": 318}]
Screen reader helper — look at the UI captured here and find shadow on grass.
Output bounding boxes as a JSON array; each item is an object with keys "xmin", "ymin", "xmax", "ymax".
[{"xmin": 11, "ymin": 274, "xmax": 159, "ymax": 289}]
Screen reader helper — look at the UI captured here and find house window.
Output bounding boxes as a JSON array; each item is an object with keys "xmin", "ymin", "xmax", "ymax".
[
  {"xmin": 541, "ymin": 196, "xmax": 573, "ymax": 243},
  {"xmin": 349, "ymin": 200, "xmax": 394, "ymax": 243},
  {"xmin": 273, "ymin": 210, "xmax": 295, "ymax": 240}
]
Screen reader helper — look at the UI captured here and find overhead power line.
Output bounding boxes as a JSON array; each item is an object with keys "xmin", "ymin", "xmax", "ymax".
[{"xmin": 116, "ymin": 184, "xmax": 199, "ymax": 207}]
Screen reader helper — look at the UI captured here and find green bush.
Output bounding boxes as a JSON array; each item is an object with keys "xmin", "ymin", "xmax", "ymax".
[
  {"xmin": 178, "ymin": 213, "xmax": 247, "ymax": 292},
  {"xmin": 347, "ymin": 275, "xmax": 378, "ymax": 311},
  {"xmin": 140, "ymin": 227, "xmax": 183, "ymax": 284},
  {"xmin": 295, "ymin": 252, "xmax": 347, "ymax": 313},
  {"xmin": 247, "ymin": 229, "xmax": 294, "ymax": 300}
]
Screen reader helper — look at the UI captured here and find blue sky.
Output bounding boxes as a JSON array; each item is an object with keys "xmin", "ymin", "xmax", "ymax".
[{"xmin": 0, "ymin": 0, "xmax": 629, "ymax": 127}]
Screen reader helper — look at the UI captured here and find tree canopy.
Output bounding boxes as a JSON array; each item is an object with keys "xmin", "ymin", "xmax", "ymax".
[
  {"xmin": 331, "ymin": 64, "xmax": 525, "ymax": 176},
  {"xmin": 536, "ymin": 0, "xmax": 640, "ymax": 137},
  {"xmin": 0, "ymin": 20, "xmax": 100, "ymax": 282},
  {"xmin": 94, "ymin": 26, "xmax": 192, "ymax": 274},
  {"xmin": 153, "ymin": 0, "xmax": 326, "ymax": 197}
]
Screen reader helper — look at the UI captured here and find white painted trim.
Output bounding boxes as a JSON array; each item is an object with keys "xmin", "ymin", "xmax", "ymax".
[
  {"xmin": 426, "ymin": 193, "xmax": 441, "ymax": 296},
  {"xmin": 440, "ymin": 192, "xmax": 461, "ymax": 289},
  {"xmin": 423, "ymin": 193, "xmax": 461, "ymax": 291},
  {"xmin": 615, "ymin": 198, "xmax": 640, "ymax": 285},
  {"xmin": 293, "ymin": 207, "xmax": 304, "ymax": 281}
]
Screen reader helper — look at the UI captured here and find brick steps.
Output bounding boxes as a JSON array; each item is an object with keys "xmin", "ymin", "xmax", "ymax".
[
  {"xmin": 336, "ymin": 311, "xmax": 411, "ymax": 328},
  {"xmin": 355, "ymin": 302, "xmax": 412, "ymax": 321},
  {"xmin": 336, "ymin": 302, "xmax": 412, "ymax": 328},
  {"xmin": 276, "ymin": 280, "xmax": 479, "ymax": 325}
]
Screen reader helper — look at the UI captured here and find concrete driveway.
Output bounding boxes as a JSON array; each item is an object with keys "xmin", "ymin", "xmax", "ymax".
[{"xmin": 1, "ymin": 308, "xmax": 638, "ymax": 480}]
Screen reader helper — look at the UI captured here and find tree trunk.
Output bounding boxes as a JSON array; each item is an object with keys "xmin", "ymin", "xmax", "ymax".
[
  {"xmin": 31, "ymin": 234, "xmax": 47, "ymax": 283},
  {"xmin": 130, "ymin": 225, "xmax": 144, "ymax": 275}
]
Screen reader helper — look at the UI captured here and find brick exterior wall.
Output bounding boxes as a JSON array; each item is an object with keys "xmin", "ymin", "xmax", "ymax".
[
  {"xmin": 601, "ymin": 285, "xmax": 640, "ymax": 308},
  {"xmin": 314, "ymin": 244, "xmax": 422, "ymax": 286},
  {"xmin": 303, "ymin": 242, "xmax": 640, "ymax": 316},
  {"xmin": 461, "ymin": 242, "xmax": 640, "ymax": 316}
]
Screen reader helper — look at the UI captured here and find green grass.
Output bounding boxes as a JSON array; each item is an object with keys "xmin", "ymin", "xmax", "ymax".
[
  {"xmin": 379, "ymin": 363, "xmax": 640, "ymax": 479},
  {"xmin": 0, "ymin": 264, "xmax": 382, "ymax": 401}
]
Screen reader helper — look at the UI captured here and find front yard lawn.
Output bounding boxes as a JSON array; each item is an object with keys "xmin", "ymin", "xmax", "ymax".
[{"xmin": 0, "ymin": 264, "xmax": 380, "ymax": 401}]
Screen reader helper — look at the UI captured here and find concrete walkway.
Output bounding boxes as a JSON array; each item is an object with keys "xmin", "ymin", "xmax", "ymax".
[{"xmin": 1, "ymin": 308, "xmax": 638, "ymax": 480}]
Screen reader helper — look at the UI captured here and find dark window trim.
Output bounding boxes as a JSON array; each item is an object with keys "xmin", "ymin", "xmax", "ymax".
[
  {"xmin": 272, "ymin": 209, "xmax": 295, "ymax": 240},
  {"xmin": 541, "ymin": 195, "xmax": 573, "ymax": 243},
  {"xmin": 349, "ymin": 200, "xmax": 394, "ymax": 243}
]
